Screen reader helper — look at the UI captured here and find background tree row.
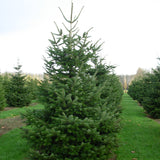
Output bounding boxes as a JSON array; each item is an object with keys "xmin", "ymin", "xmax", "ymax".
[
  {"xmin": 0, "ymin": 65, "xmax": 39, "ymax": 110},
  {"xmin": 118, "ymin": 68, "xmax": 147, "ymax": 92},
  {"xmin": 128, "ymin": 59, "xmax": 160, "ymax": 118}
]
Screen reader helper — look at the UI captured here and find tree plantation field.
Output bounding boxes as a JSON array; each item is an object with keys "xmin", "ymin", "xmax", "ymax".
[
  {"xmin": 1, "ymin": 2, "xmax": 160, "ymax": 160},
  {"xmin": 0, "ymin": 94, "xmax": 160, "ymax": 160}
]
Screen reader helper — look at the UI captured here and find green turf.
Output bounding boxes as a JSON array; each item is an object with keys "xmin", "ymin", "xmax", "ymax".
[
  {"xmin": 117, "ymin": 94, "xmax": 160, "ymax": 160},
  {"xmin": 0, "ymin": 102, "xmax": 44, "ymax": 160},
  {"xmin": 0, "ymin": 103, "xmax": 44, "ymax": 119},
  {"xmin": 1, "ymin": 95, "xmax": 160, "ymax": 160},
  {"xmin": 0, "ymin": 128, "xmax": 29, "ymax": 160}
]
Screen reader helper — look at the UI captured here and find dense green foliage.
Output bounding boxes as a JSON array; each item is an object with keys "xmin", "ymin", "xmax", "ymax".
[
  {"xmin": 0, "ymin": 76, "xmax": 7, "ymax": 110},
  {"xmin": 26, "ymin": 77, "xmax": 39, "ymax": 100},
  {"xmin": 128, "ymin": 60, "xmax": 160, "ymax": 118},
  {"xmin": 23, "ymin": 4, "xmax": 123, "ymax": 160},
  {"xmin": 4, "ymin": 64, "xmax": 32, "ymax": 107},
  {"xmin": 0, "ymin": 71, "xmax": 39, "ymax": 108}
]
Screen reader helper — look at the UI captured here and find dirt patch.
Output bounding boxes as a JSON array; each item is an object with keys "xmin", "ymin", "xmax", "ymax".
[
  {"xmin": 153, "ymin": 119, "xmax": 160, "ymax": 124},
  {"xmin": 146, "ymin": 114, "xmax": 160, "ymax": 124},
  {"xmin": 29, "ymin": 102, "xmax": 38, "ymax": 106},
  {"xmin": 108, "ymin": 154, "xmax": 117, "ymax": 160},
  {"xmin": 0, "ymin": 116, "xmax": 25, "ymax": 136},
  {"xmin": 4, "ymin": 107, "xmax": 19, "ymax": 111},
  {"xmin": 3, "ymin": 102, "xmax": 38, "ymax": 112},
  {"xmin": 0, "ymin": 102, "xmax": 38, "ymax": 136}
]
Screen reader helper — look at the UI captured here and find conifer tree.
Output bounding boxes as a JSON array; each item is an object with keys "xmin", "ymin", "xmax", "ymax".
[
  {"xmin": 128, "ymin": 58, "xmax": 160, "ymax": 118},
  {"xmin": 26, "ymin": 77, "xmax": 39, "ymax": 100},
  {"xmin": 23, "ymin": 3, "xmax": 122, "ymax": 159},
  {"xmin": 0, "ymin": 75, "xmax": 7, "ymax": 110},
  {"xmin": 6, "ymin": 63, "xmax": 31, "ymax": 107}
]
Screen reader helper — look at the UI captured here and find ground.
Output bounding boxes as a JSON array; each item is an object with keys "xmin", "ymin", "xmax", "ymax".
[
  {"xmin": 1, "ymin": 103, "xmax": 159, "ymax": 137},
  {"xmin": 0, "ymin": 102, "xmax": 38, "ymax": 136},
  {"xmin": 0, "ymin": 116, "xmax": 25, "ymax": 136},
  {"xmin": 0, "ymin": 99, "xmax": 160, "ymax": 160}
]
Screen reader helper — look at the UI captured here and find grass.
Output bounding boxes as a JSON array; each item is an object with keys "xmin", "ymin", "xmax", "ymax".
[
  {"xmin": 0, "ymin": 103, "xmax": 44, "ymax": 119},
  {"xmin": 0, "ymin": 102, "xmax": 44, "ymax": 159},
  {"xmin": 117, "ymin": 94, "xmax": 160, "ymax": 160},
  {"xmin": 1, "ymin": 95, "xmax": 160, "ymax": 160},
  {"xmin": 0, "ymin": 128, "xmax": 29, "ymax": 160}
]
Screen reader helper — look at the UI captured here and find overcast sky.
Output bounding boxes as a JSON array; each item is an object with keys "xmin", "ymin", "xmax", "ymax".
[{"xmin": 0, "ymin": 0, "xmax": 160, "ymax": 75}]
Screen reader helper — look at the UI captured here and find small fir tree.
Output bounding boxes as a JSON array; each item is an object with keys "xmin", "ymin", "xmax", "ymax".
[
  {"xmin": 0, "ymin": 75, "xmax": 7, "ymax": 110},
  {"xmin": 6, "ymin": 63, "xmax": 32, "ymax": 107}
]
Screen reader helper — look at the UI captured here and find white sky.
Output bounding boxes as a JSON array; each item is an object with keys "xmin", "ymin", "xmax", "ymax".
[{"xmin": 0, "ymin": 0, "xmax": 160, "ymax": 75}]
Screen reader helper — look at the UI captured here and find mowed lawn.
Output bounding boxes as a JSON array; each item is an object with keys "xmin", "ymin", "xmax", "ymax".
[
  {"xmin": 0, "ymin": 101, "xmax": 44, "ymax": 119},
  {"xmin": 117, "ymin": 94, "xmax": 160, "ymax": 160},
  {"xmin": 0, "ymin": 128, "xmax": 29, "ymax": 160},
  {"xmin": 0, "ymin": 96, "xmax": 160, "ymax": 160},
  {"xmin": 0, "ymin": 103, "xmax": 44, "ymax": 160}
]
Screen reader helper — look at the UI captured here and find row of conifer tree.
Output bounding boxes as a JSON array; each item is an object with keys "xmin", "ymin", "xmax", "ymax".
[
  {"xmin": 0, "ymin": 65, "xmax": 39, "ymax": 111},
  {"xmin": 128, "ymin": 59, "xmax": 160, "ymax": 118}
]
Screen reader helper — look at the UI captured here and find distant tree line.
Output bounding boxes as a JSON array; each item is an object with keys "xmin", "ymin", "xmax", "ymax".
[
  {"xmin": 118, "ymin": 68, "xmax": 148, "ymax": 92},
  {"xmin": 128, "ymin": 59, "xmax": 160, "ymax": 118},
  {"xmin": 118, "ymin": 74, "xmax": 134, "ymax": 91}
]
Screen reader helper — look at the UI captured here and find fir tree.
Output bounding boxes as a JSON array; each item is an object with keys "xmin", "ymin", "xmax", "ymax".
[
  {"xmin": 6, "ymin": 63, "xmax": 31, "ymax": 107},
  {"xmin": 23, "ymin": 3, "xmax": 122, "ymax": 159},
  {"xmin": 26, "ymin": 77, "xmax": 39, "ymax": 100},
  {"xmin": 0, "ymin": 75, "xmax": 7, "ymax": 110}
]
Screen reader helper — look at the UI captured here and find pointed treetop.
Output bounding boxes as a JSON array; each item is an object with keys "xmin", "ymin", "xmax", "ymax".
[
  {"xmin": 58, "ymin": 2, "xmax": 84, "ymax": 38},
  {"xmin": 58, "ymin": 2, "xmax": 84, "ymax": 24}
]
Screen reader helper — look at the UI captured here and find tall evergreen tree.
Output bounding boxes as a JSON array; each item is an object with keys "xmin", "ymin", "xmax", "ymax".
[
  {"xmin": 23, "ymin": 3, "xmax": 122, "ymax": 159},
  {"xmin": 6, "ymin": 63, "xmax": 31, "ymax": 107}
]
